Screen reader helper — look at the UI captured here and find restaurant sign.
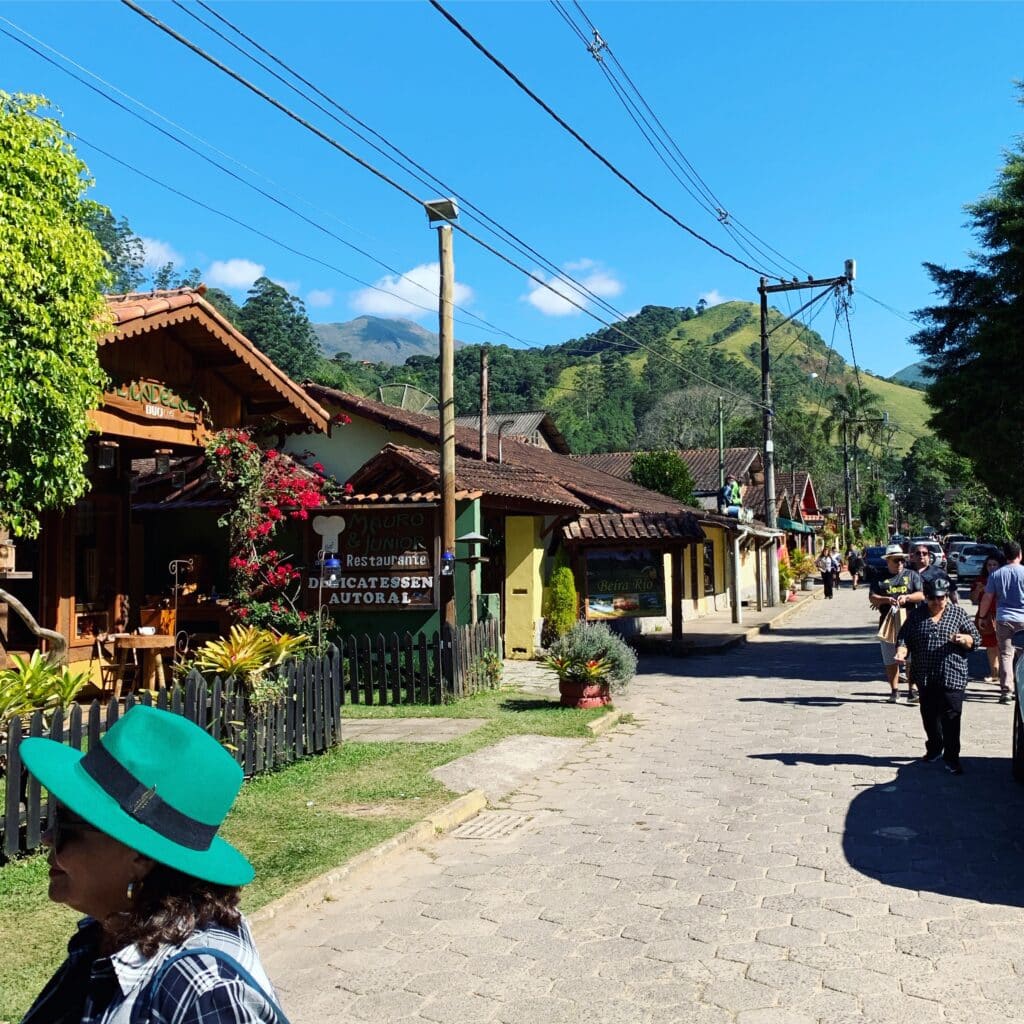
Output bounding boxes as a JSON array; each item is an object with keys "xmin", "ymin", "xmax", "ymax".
[
  {"xmin": 584, "ymin": 547, "xmax": 666, "ymax": 620},
  {"xmin": 309, "ymin": 508, "xmax": 437, "ymax": 611},
  {"xmin": 103, "ymin": 379, "xmax": 200, "ymax": 421}
]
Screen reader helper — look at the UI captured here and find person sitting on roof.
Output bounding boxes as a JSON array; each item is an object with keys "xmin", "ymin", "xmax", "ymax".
[{"xmin": 719, "ymin": 475, "xmax": 743, "ymax": 516}]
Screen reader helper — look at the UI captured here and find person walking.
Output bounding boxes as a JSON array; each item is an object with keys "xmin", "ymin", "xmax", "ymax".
[
  {"xmin": 895, "ymin": 576, "xmax": 981, "ymax": 775},
  {"xmin": 847, "ymin": 548, "xmax": 865, "ymax": 591},
  {"xmin": 18, "ymin": 705, "xmax": 283, "ymax": 1024},
  {"xmin": 970, "ymin": 553, "xmax": 1004, "ymax": 684},
  {"xmin": 816, "ymin": 548, "xmax": 835, "ymax": 599},
  {"xmin": 978, "ymin": 540, "xmax": 1024, "ymax": 703},
  {"xmin": 830, "ymin": 548, "xmax": 843, "ymax": 592},
  {"xmin": 910, "ymin": 542, "xmax": 957, "ymax": 604},
  {"xmin": 869, "ymin": 544, "xmax": 925, "ymax": 703}
]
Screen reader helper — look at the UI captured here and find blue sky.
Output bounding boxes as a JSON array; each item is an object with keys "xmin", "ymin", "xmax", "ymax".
[{"xmin": 3, "ymin": 1, "xmax": 1023, "ymax": 376}]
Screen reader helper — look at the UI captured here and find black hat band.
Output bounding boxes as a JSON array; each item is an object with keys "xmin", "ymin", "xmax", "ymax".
[{"xmin": 81, "ymin": 743, "xmax": 218, "ymax": 852}]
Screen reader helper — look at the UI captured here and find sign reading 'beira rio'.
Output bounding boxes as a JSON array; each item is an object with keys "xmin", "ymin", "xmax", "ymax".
[{"xmin": 309, "ymin": 507, "xmax": 438, "ymax": 611}]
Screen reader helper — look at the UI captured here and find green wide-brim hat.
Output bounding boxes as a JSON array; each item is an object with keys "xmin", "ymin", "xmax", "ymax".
[{"xmin": 21, "ymin": 704, "xmax": 253, "ymax": 886}]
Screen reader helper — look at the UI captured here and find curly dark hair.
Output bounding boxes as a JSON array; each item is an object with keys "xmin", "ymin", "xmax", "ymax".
[{"xmin": 105, "ymin": 864, "xmax": 242, "ymax": 957}]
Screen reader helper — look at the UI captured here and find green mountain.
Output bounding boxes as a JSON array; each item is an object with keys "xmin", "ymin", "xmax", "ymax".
[
  {"xmin": 313, "ymin": 316, "xmax": 450, "ymax": 364},
  {"xmin": 543, "ymin": 300, "xmax": 930, "ymax": 453},
  {"xmin": 890, "ymin": 360, "xmax": 930, "ymax": 389},
  {"xmin": 315, "ymin": 301, "xmax": 930, "ymax": 459}
]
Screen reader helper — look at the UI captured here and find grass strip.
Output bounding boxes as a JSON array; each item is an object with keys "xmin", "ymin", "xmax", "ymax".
[{"xmin": 0, "ymin": 688, "xmax": 603, "ymax": 1021}]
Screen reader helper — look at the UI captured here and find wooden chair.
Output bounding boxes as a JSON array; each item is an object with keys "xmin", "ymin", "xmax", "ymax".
[{"xmin": 90, "ymin": 634, "xmax": 137, "ymax": 699}]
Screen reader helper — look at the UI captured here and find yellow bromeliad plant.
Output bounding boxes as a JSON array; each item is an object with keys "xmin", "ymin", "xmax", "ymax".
[{"xmin": 191, "ymin": 626, "xmax": 309, "ymax": 708}]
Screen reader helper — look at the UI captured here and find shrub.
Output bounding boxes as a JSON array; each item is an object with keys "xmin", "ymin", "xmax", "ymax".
[
  {"xmin": 542, "ymin": 566, "xmax": 578, "ymax": 646},
  {"xmin": 190, "ymin": 625, "xmax": 309, "ymax": 709},
  {"xmin": 545, "ymin": 621, "xmax": 637, "ymax": 691},
  {"xmin": 0, "ymin": 650, "xmax": 89, "ymax": 730},
  {"xmin": 788, "ymin": 549, "xmax": 815, "ymax": 583}
]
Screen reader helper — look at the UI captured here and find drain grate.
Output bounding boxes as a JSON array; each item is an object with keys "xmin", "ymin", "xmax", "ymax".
[{"xmin": 452, "ymin": 812, "xmax": 533, "ymax": 840}]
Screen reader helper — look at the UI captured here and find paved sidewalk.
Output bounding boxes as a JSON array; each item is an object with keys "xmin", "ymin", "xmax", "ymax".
[{"xmin": 264, "ymin": 587, "xmax": 1024, "ymax": 1023}]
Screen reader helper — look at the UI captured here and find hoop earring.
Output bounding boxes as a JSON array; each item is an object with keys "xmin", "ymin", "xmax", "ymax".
[{"xmin": 126, "ymin": 880, "xmax": 138, "ymax": 902}]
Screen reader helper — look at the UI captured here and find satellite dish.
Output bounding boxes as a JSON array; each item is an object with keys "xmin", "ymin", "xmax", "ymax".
[{"xmin": 377, "ymin": 383, "xmax": 439, "ymax": 415}]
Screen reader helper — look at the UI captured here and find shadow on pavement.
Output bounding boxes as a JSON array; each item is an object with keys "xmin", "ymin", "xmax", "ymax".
[{"xmin": 752, "ymin": 752, "xmax": 1024, "ymax": 906}]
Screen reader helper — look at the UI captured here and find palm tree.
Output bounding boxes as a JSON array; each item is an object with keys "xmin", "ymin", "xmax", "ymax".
[{"xmin": 823, "ymin": 382, "xmax": 885, "ymax": 499}]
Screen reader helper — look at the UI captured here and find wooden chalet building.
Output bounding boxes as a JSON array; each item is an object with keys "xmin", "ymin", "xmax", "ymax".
[{"xmin": 0, "ymin": 288, "xmax": 329, "ymax": 670}]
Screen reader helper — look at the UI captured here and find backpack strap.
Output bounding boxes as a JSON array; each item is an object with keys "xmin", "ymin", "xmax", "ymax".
[{"xmin": 142, "ymin": 946, "xmax": 289, "ymax": 1024}]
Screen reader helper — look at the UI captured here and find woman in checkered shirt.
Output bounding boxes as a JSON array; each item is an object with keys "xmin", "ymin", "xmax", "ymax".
[
  {"xmin": 895, "ymin": 575, "xmax": 981, "ymax": 776},
  {"xmin": 18, "ymin": 707, "xmax": 282, "ymax": 1024}
]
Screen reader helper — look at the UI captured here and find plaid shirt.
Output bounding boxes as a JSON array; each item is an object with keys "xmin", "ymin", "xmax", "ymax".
[
  {"xmin": 897, "ymin": 602, "xmax": 981, "ymax": 691},
  {"xmin": 22, "ymin": 917, "xmax": 279, "ymax": 1024}
]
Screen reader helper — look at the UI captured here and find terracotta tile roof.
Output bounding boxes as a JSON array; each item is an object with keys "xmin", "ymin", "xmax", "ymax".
[
  {"xmin": 303, "ymin": 384, "xmax": 687, "ymax": 515},
  {"xmin": 570, "ymin": 448, "xmax": 762, "ymax": 492},
  {"xmin": 104, "ymin": 288, "xmax": 330, "ymax": 431},
  {"xmin": 563, "ymin": 512, "xmax": 704, "ymax": 545},
  {"xmin": 348, "ymin": 444, "xmax": 586, "ymax": 510}
]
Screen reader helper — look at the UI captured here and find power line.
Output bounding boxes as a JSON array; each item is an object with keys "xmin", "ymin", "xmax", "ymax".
[
  {"xmin": 118, "ymin": 0, "xmax": 779, "ymax": 410},
  {"xmin": 427, "ymin": 0, "xmax": 774, "ymax": 278},
  {"xmin": 182, "ymin": 0, "xmax": 635, "ymax": 328},
  {"xmin": 4, "ymin": 16, "xmax": 601, "ymax": 358},
  {"xmin": 552, "ymin": 0, "xmax": 808, "ymax": 282}
]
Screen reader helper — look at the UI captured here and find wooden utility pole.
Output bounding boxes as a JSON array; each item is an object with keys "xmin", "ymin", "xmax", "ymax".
[
  {"xmin": 479, "ymin": 346, "xmax": 489, "ymax": 462},
  {"xmin": 717, "ymin": 395, "xmax": 725, "ymax": 489},
  {"xmin": 437, "ymin": 222, "xmax": 456, "ymax": 627},
  {"xmin": 758, "ymin": 261, "xmax": 855, "ymax": 604}
]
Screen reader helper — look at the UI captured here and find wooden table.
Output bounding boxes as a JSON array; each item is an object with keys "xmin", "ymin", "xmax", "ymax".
[{"xmin": 114, "ymin": 634, "xmax": 177, "ymax": 692}]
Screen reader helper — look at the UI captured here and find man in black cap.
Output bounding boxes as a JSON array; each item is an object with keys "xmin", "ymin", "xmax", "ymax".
[{"xmin": 895, "ymin": 576, "xmax": 981, "ymax": 775}]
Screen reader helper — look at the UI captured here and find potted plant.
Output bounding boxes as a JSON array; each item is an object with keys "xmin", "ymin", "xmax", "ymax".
[
  {"xmin": 789, "ymin": 549, "xmax": 816, "ymax": 590},
  {"xmin": 544, "ymin": 621, "xmax": 637, "ymax": 709}
]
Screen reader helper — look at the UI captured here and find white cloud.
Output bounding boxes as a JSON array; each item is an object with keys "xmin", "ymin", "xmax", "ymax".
[
  {"xmin": 306, "ymin": 288, "xmax": 336, "ymax": 309},
  {"xmin": 523, "ymin": 259, "xmax": 624, "ymax": 317},
  {"xmin": 141, "ymin": 237, "xmax": 183, "ymax": 269},
  {"xmin": 272, "ymin": 278, "xmax": 300, "ymax": 295},
  {"xmin": 698, "ymin": 289, "xmax": 732, "ymax": 307},
  {"xmin": 205, "ymin": 258, "xmax": 265, "ymax": 290},
  {"xmin": 350, "ymin": 263, "xmax": 473, "ymax": 318}
]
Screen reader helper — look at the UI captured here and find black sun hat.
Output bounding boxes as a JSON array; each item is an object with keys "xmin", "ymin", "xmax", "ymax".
[{"xmin": 924, "ymin": 576, "xmax": 951, "ymax": 599}]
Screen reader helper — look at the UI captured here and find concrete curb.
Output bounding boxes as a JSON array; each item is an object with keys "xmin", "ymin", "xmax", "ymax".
[
  {"xmin": 249, "ymin": 789, "xmax": 487, "ymax": 938},
  {"xmin": 757, "ymin": 586, "xmax": 825, "ymax": 634},
  {"xmin": 586, "ymin": 707, "xmax": 627, "ymax": 736}
]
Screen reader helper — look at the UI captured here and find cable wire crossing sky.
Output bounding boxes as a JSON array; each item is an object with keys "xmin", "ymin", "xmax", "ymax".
[{"xmin": 3, "ymin": 1, "xmax": 1022, "ymax": 376}]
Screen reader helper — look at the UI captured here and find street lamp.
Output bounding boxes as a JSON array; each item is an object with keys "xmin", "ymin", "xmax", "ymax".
[{"xmin": 424, "ymin": 197, "xmax": 459, "ymax": 627}]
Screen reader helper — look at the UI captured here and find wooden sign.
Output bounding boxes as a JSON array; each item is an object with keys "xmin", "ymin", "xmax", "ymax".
[
  {"xmin": 309, "ymin": 507, "xmax": 437, "ymax": 611},
  {"xmin": 102, "ymin": 379, "xmax": 201, "ymax": 424}
]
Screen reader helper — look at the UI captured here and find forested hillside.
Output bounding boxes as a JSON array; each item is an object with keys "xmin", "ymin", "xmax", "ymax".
[{"xmin": 318, "ymin": 301, "xmax": 928, "ymax": 456}]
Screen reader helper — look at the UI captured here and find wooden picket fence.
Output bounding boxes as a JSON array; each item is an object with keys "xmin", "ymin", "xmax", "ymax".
[{"xmin": 0, "ymin": 618, "xmax": 502, "ymax": 859}]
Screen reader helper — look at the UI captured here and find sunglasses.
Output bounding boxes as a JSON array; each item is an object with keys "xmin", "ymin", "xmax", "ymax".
[{"xmin": 49, "ymin": 804, "xmax": 101, "ymax": 849}]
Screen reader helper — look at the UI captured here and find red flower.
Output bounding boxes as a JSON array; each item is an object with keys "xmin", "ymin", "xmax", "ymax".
[
  {"xmin": 266, "ymin": 449, "xmax": 279, "ymax": 460},
  {"xmin": 343, "ymin": 482, "xmax": 354, "ymax": 495},
  {"xmin": 214, "ymin": 445, "xmax": 230, "ymax": 457},
  {"xmin": 312, "ymin": 462, "xmax": 324, "ymax": 474},
  {"xmin": 238, "ymin": 607, "xmax": 250, "ymax": 618}
]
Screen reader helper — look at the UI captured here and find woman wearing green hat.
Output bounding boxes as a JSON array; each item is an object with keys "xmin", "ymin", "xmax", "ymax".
[{"xmin": 19, "ymin": 705, "xmax": 284, "ymax": 1024}]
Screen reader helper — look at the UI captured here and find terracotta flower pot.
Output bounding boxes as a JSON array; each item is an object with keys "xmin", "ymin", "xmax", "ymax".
[{"xmin": 558, "ymin": 678, "xmax": 612, "ymax": 709}]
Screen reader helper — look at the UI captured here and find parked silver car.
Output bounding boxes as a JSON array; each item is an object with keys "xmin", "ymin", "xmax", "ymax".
[
  {"xmin": 946, "ymin": 540, "xmax": 975, "ymax": 576},
  {"xmin": 957, "ymin": 544, "xmax": 1001, "ymax": 584}
]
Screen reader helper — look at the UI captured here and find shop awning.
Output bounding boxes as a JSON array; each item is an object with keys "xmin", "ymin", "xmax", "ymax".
[{"xmin": 778, "ymin": 517, "xmax": 815, "ymax": 534}]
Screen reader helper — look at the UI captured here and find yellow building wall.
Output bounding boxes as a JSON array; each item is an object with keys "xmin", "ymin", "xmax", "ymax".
[{"xmin": 505, "ymin": 516, "xmax": 543, "ymax": 659}]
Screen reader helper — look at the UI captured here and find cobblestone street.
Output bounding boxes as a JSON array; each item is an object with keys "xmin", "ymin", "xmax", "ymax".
[{"xmin": 263, "ymin": 586, "xmax": 1024, "ymax": 1023}]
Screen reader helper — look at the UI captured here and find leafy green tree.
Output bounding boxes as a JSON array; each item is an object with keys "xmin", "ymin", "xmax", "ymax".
[
  {"xmin": 858, "ymin": 485, "xmax": 890, "ymax": 543},
  {"xmin": 84, "ymin": 206, "xmax": 145, "ymax": 293},
  {"xmin": 237, "ymin": 277, "xmax": 321, "ymax": 380},
  {"xmin": 152, "ymin": 262, "xmax": 201, "ymax": 290},
  {"xmin": 0, "ymin": 92, "xmax": 109, "ymax": 538},
  {"xmin": 203, "ymin": 286, "xmax": 243, "ymax": 326},
  {"xmin": 630, "ymin": 450, "xmax": 696, "ymax": 505},
  {"xmin": 912, "ymin": 89, "xmax": 1024, "ymax": 509}
]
